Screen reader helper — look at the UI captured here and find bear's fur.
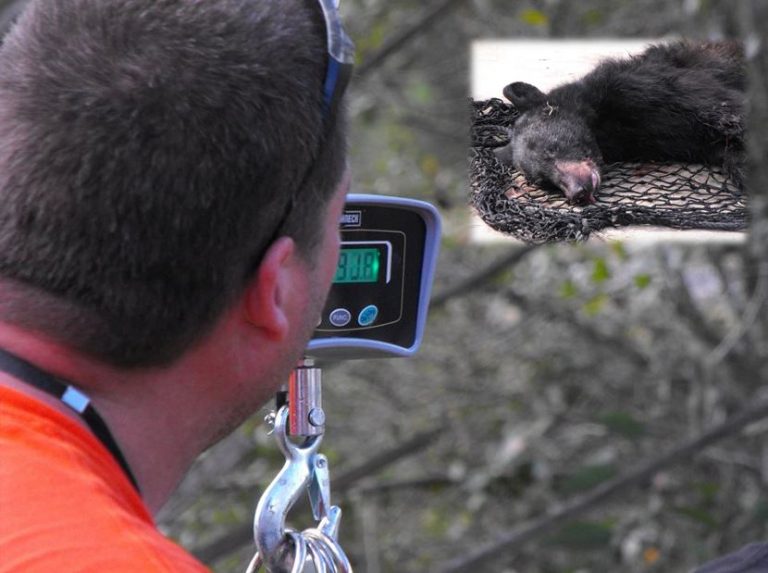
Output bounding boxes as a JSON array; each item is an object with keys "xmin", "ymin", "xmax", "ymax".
[{"xmin": 496, "ymin": 41, "xmax": 745, "ymax": 205}]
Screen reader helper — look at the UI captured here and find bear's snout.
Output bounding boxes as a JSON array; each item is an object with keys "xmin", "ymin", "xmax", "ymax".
[{"xmin": 554, "ymin": 159, "xmax": 600, "ymax": 205}]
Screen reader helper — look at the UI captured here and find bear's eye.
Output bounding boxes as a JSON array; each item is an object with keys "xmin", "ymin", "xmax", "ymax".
[{"xmin": 526, "ymin": 139, "xmax": 540, "ymax": 152}]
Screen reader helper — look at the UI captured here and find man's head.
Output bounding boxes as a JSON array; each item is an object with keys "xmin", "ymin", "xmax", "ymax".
[{"xmin": 0, "ymin": 0, "xmax": 350, "ymax": 367}]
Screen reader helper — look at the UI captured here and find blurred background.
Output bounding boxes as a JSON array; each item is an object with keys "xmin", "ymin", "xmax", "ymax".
[{"xmin": 3, "ymin": 0, "xmax": 767, "ymax": 571}]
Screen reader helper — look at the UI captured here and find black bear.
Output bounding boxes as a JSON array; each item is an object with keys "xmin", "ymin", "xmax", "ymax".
[{"xmin": 495, "ymin": 41, "xmax": 745, "ymax": 205}]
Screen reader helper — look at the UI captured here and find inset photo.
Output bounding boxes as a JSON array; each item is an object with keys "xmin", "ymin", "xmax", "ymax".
[{"xmin": 469, "ymin": 40, "xmax": 747, "ymax": 243}]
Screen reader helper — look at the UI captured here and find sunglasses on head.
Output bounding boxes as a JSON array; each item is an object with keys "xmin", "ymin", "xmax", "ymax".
[
  {"xmin": 318, "ymin": 0, "xmax": 355, "ymax": 122},
  {"xmin": 246, "ymin": 0, "xmax": 354, "ymax": 274}
]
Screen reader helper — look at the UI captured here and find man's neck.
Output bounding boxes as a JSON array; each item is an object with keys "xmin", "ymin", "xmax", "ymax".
[{"xmin": 0, "ymin": 322, "xmax": 216, "ymax": 513}]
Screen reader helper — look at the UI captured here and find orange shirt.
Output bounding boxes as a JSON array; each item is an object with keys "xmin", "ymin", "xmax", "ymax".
[{"xmin": 0, "ymin": 386, "xmax": 211, "ymax": 572}]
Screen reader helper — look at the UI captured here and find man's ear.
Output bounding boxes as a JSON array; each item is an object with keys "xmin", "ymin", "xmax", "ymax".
[
  {"xmin": 243, "ymin": 237, "xmax": 300, "ymax": 341},
  {"xmin": 503, "ymin": 82, "xmax": 547, "ymax": 111}
]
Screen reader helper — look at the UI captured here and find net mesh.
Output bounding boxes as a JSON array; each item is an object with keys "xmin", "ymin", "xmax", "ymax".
[{"xmin": 470, "ymin": 98, "xmax": 749, "ymax": 243}]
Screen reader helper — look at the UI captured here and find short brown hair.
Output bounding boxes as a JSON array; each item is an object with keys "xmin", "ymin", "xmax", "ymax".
[{"xmin": 0, "ymin": 0, "xmax": 347, "ymax": 367}]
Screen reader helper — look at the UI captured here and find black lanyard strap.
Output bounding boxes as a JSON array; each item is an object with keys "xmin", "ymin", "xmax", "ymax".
[{"xmin": 0, "ymin": 347, "xmax": 140, "ymax": 493}]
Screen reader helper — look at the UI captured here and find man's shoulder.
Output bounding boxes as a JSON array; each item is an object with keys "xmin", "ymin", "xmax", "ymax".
[
  {"xmin": 693, "ymin": 543, "xmax": 768, "ymax": 573},
  {"xmin": 0, "ymin": 386, "xmax": 210, "ymax": 572}
]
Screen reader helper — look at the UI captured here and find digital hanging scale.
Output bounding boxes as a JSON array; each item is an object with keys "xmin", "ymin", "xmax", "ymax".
[
  {"xmin": 253, "ymin": 195, "xmax": 441, "ymax": 571},
  {"xmin": 307, "ymin": 194, "xmax": 441, "ymax": 360}
]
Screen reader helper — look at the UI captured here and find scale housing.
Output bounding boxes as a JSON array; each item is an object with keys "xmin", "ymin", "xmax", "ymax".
[{"xmin": 307, "ymin": 194, "xmax": 441, "ymax": 360}]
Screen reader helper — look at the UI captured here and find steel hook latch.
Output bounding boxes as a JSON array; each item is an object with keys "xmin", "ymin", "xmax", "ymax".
[{"xmin": 253, "ymin": 405, "xmax": 324, "ymax": 571}]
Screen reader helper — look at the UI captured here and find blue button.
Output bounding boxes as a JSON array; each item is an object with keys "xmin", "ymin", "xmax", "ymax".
[
  {"xmin": 358, "ymin": 305, "xmax": 379, "ymax": 326},
  {"xmin": 329, "ymin": 308, "xmax": 351, "ymax": 327}
]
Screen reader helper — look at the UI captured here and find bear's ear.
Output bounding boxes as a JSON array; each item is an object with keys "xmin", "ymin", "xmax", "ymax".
[{"xmin": 503, "ymin": 82, "xmax": 546, "ymax": 111}]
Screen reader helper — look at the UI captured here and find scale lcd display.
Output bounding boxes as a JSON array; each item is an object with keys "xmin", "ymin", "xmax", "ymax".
[{"xmin": 333, "ymin": 247, "xmax": 380, "ymax": 284}]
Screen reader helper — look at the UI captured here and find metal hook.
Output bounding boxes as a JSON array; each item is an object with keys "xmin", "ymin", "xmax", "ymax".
[
  {"xmin": 254, "ymin": 406, "xmax": 324, "ymax": 572},
  {"xmin": 250, "ymin": 364, "xmax": 351, "ymax": 572}
]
